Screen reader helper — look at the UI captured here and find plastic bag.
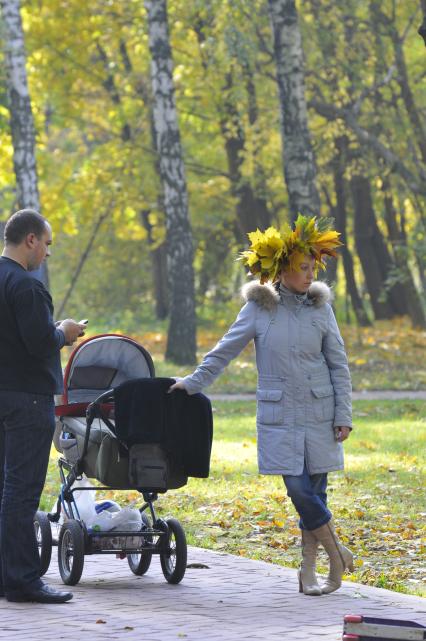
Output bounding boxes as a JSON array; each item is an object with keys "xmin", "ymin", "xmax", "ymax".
[
  {"xmin": 110, "ymin": 507, "xmax": 142, "ymax": 532},
  {"xmin": 73, "ymin": 477, "xmax": 97, "ymax": 525},
  {"xmin": 70, "ymin": 477, "xmax": 142, "ymax": 532},
  {"xmin": 89, "ymin": 506, "xmax": 142, "ymax": 533}
]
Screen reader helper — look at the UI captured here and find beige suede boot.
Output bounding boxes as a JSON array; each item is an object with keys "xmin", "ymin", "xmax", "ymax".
[
  {"xmin": 311, "ymin": 520, "xmax": 354, "ymax": 594},
  {"xmin": 298, "ymin": 529, "xmax": 322, "ymax": 596}
]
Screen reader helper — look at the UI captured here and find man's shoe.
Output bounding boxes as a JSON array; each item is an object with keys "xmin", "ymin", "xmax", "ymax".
[{"xmin": 7, "ymin": 584, "xmax": 73, "ymax": 603}]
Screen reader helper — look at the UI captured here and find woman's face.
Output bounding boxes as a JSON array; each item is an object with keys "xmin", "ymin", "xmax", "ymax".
[{"xmin": 280, "ymin": 255, "xmax": 316, "ymax": 294}]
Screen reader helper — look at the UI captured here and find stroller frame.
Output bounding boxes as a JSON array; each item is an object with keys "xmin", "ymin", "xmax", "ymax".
[{"xmin": 35, "ymin": 335, "xmax": 188, "ymax": 587}]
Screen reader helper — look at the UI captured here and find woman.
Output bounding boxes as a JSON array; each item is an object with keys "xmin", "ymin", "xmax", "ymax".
[{"xmin": 170, "ymin": 215, "xmax": 354, "ymax": 596}]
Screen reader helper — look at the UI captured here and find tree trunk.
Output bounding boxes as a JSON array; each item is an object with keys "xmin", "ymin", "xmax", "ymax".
[
  {"xmin": 96, "ymin": 42, "xmax": 132, "ymax": 142},
  {"xmin": 120, "ymin": 39, "xmax": 170, "ymax": 320},
  {"xmin": 368, "ymin": 3, "xmax": 423, "ymax": 323},
  {"xmin": 381, "ymin": 177, "xmax": 426, "ymax": 328},
  {"xmin": 193, "ymin": 20, "xmax": 271, "ymax": 241},
  {"xmin": 350, "ymin": 174, "xmax": 396, "ymax": 320},
  {"xmin": 220, "ymin": 71, "xmax": 271, "ymax": 241},
  {"xmin": 332, "ymin": 139, "xmax": 371, "ymax": 326},
  {"xmin": 387, "ymin": 15, "xmax": 426, "ymax": 164},
  {"xmin": 420, "ymin": 0, "xmax": 426, "ymax": 46},
  {"xmin": 320, "ymin": 187, "xmax": 338, "ymax": 287},
  {"xmin": 369, "ymin": 0, "xmax": 426, "ymax": 164},
  {"xmin": 145, "ymin": 0, "xmax": 196, "ymax": 365},
  {"xmin": 0, "ymin": 0, "xmax": 47, "ymax": 286},
  {"xmin": 267, "ymin": 0, "xmax": 321, "ymax": 222},
  {"xmin": 242, "ymin": 61, "xmax": 272, "ymax": 231},
  {"xmin": 141, "ymin": 210, "xmax": 169, "ymax": 320}
]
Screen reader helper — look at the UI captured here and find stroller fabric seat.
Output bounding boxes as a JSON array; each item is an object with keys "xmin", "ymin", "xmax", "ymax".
[{"xmin": 54, "ymin": 416, "xmax": 115, "ymax": 478}]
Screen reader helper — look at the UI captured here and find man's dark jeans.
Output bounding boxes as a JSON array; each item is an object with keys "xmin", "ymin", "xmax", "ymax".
[{"xmin": 0, "ymin": 390, "xmax": 55, "ymax": 596}]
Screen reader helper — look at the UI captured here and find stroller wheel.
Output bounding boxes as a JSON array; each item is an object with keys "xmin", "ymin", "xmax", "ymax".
[
  {"xmin": 127, "ymin": 512, "xmax": 153, "ymax": 576},
  {"xmin": 159, "ymin": 518, "xmax": 187, "ymax": 584},
  {"xmin": 34, "ymin": 511, "xmax": 52, "ymax": 576},
  {"xmin": 58, "ymin": 520, "xmax": 85, "ymax": 585}
]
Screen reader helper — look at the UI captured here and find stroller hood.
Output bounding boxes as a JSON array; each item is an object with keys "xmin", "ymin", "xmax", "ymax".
[{"xmin": 56, "ymin": 334, "xmax": 154, "ymax": 415}]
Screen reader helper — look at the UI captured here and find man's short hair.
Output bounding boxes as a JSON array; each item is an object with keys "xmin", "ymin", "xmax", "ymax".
[{"xmin": 4, "ymin": 209, "xmax": 48, "ymax": 245}]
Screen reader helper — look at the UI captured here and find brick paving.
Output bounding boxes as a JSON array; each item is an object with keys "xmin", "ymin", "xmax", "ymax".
[{"xmin": 1, "ymin": 546, "xmax": 424, "ymax": 640}]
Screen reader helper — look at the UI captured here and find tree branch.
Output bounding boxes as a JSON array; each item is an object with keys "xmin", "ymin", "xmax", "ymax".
[
  {"xmin": 56, "ymin": 207, "xmax": 111, "ymax": 318},
  {"xmin": 352, "ymin": 64, "xmax": 396, "ymax": 116},
  {"xmin": 309, "ymin": 98, "xmax": 426, "ymax": 196}
]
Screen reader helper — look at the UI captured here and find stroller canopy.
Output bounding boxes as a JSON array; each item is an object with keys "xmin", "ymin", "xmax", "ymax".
[{"xmin": 57, "ymin": 334, "xmax": 155, "ymax": 410}]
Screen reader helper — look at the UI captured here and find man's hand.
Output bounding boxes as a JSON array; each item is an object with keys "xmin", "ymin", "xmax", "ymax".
[
  {"xmin": 334, "ymin": 426, "xmax": 351, "ymax": 442},
  {"xmin": 58, "ymin": 319, "xmax": 87, "ymax": 346}
]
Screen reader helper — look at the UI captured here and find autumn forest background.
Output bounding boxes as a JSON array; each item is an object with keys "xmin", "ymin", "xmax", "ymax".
[{"xmin": 1, "ymin": 0, "xmax": 426, "ymax": 367}]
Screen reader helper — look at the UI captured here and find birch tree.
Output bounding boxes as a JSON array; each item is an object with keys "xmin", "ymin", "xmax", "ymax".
[
  {"xmin": 0, "ymin": 0, "xmax": 47, "ymax": 285},
  {"xmin": 145, "ymin": 0, "xmax": 196, "ymax": 364},
  {"xmin": 267, "ymin": 0, "xmax": 321, "ymax": 222}
]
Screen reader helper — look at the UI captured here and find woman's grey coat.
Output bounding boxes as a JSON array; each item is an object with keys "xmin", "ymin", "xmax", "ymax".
[{"xmin": 181, "ymin": 281, "xmax": 352, "ymax": 476}]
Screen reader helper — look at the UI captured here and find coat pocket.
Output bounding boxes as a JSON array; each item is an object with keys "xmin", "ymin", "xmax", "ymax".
[
  {"xmin": 256, "ymin": 389, "xmax": 283, "ymax": 425},
  {"xmin": 311, "ymin": 385, "xmax": 335, "ymax": 422}
]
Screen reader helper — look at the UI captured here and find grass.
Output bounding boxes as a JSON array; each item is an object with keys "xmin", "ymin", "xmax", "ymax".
[{"xmin": 42, "ymin": 399, "xmax": 426, "ymax": 596}]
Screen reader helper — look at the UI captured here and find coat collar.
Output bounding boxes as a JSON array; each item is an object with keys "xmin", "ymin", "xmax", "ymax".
[{"xmin": 241, "ymin": 280, "xmax": 333, "ymax": 311}]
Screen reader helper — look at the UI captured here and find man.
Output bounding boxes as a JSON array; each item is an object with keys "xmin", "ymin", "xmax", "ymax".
[{"xmin": 0, "ymin": 209, "xmax": 85, "ymax": 603}]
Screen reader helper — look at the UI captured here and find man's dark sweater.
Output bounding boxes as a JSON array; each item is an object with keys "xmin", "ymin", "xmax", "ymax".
[{"xmin": 0, "ymin": 257, "xmax": 65, "ymax": 394}]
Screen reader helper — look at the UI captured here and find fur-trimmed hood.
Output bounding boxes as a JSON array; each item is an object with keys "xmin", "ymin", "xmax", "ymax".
[{"xmin": 241, "ymin": 280, "xmax": 333, "ymax": 311}]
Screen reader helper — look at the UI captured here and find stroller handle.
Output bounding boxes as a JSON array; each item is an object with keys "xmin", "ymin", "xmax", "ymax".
[{"xmin": 91, "ymin": 388, "xmax": 115, "ymax": 405}]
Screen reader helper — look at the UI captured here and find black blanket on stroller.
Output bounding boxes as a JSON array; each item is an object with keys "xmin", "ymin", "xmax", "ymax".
[{"xmin": 113, "ymin": 377, "xmax": 213, "ymax": 478}]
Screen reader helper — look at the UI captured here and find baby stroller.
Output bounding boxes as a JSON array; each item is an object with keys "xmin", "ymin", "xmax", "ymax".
[{"xmin": 35, "ymin": 334, "xmax": 199, "ymax": 587}]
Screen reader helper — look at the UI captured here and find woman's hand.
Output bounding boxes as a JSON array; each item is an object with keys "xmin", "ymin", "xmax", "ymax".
[
  {"xmin": 168, "ymin": 380, "xmax": 188, "ymax": 393},
  {"xmin": 334, "ymin": 426, "xmax": 351, "ymax": 442}
]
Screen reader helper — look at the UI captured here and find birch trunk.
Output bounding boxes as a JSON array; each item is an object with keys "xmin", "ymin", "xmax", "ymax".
[
  {"xmin": 145, "ymin": 0, "xmax": 196, "ymax": 364},
  {"xmin": 0, "ymin": 0, "xmax": 47, "ymax": 286},
  {"xmin": 267, "ymin": 0, "xmax": 321, "ymax": 222}
]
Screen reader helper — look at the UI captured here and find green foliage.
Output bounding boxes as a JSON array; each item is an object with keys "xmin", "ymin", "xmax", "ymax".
[{"xmin": 0, "ymin": 0, "xmax": 424, "ymax": 327}]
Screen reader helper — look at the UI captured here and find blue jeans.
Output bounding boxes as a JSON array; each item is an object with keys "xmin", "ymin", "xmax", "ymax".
[
  {"xmin": 0, "ymin": 390, "xmax": 55, "ymax": 596},
  {"xmin": 283, "ymin": 462, "xmax": 331, "ymax": 531}
]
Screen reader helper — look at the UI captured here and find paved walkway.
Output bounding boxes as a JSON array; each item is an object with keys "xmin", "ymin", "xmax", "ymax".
[
  {"xmin": 210, "ymin": 390, "xmax": 426, "ymax": 401},
  {"xmin": 1, "ymin": 547, "xmax": 424, "ymax": 640}
]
